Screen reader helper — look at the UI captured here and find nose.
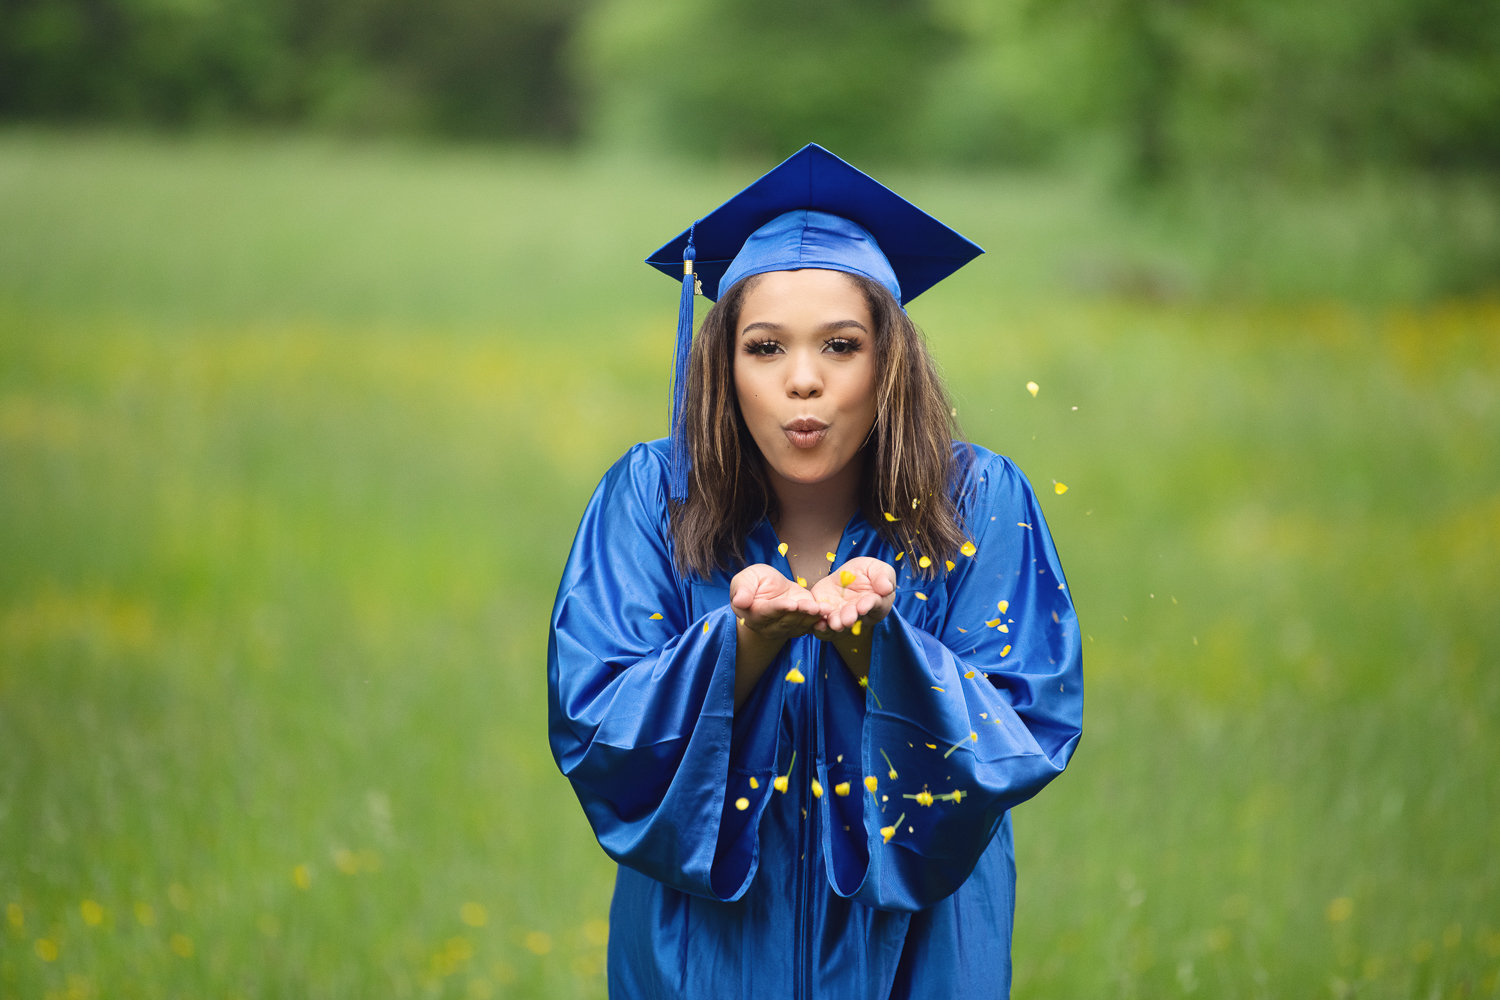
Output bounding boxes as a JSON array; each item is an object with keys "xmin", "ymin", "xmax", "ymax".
[{"xmin": 786, "ymin": 349, "xmax": 822, "ymax": 398}]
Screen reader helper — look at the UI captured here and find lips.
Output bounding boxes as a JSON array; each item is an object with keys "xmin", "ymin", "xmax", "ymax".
[{"xmin": 784, "ymin": 416, "xmax": 829, "ymax": 449}]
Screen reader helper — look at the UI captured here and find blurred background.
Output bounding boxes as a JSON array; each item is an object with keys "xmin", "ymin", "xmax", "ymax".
[{"xmin": 1, "ymin": 1, "xmax": 1497, "ymax": 997}]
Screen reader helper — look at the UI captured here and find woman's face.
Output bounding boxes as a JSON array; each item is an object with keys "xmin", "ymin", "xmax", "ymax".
[{"xmin": 732, "ymin": 269, "xmax": 878, "ymax": 493}]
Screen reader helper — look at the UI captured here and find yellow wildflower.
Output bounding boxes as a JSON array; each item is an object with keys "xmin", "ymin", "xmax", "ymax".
[
  {"xmin": 916, "ymin": 790, "xmax": 935, "ymax": 807},
  {"xmin": 834, "ymin": 782, "xmax": 850, "ymax": 797},
  {"xmin": 460, "ymin": 902, "xmax": 489, "ymax": 928},
  {"xmin": 951, "ymin": 789, "xmax": 964, "ymax": 803},
  {"xmin": 785, "ymin": 666, "xmax": 806, "ymax": 684},
  {"xmin": 773, "ymin": 775, "xmax": 789, "ymax": 793},
  {"xmin": 881, "ymin": 825, "xmax": 897, "ymax": 843},
  {"xmin": 80, "ymin": 900, "xmax": 104, "ymax": 927},
  {"xmin": 864, "ymin": 775, "xmax": 878, "ymax": 793}
]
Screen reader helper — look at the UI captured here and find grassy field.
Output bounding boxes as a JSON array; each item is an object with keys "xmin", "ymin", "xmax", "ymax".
[{"xmin": 2, "ymin": 130, "xmax": 1497, "ymax": 998}]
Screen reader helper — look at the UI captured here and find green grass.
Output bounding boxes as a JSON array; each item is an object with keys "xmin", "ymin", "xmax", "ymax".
[{"xmin": 2, "ymin": 130, "xmax": 1498, "ymax": 998}]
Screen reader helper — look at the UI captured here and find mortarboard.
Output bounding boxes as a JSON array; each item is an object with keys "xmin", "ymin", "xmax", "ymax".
[{"xmin": 647, "ymin": 143, "xmax": 983, "ymax": 501}]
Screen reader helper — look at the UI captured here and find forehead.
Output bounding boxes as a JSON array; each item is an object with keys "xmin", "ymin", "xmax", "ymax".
[{"xmin": 736, "ymin": 269, "xmax": 872, "ymax": 330}]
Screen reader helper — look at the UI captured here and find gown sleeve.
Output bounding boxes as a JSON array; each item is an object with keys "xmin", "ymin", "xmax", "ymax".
[
  {"xmin": 818, "ymin": 449, "xmax": 1084, "ymax": 911},
  {"xmin": 547, "ymin": 443, "xmax": 779, "ymax": 901}
]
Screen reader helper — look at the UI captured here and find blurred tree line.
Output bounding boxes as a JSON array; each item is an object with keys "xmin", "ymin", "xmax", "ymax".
[{"xmin": 3, "ymin": 0, "xmax": 1497, "ymax": 180}]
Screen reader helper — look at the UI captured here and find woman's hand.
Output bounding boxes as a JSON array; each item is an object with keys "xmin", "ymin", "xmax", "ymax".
[
  {"xmin": 730, "ymin": 564, "xmax": 827, "ymax": 643},
  {"xmin": 808, "ymin": 557, "xmax": 896, "ymax": 681},
  {"xmin": 729, "ymin": 564, "xmax": 827, "ymax": 707},
  {"xmin": 809, "ymin": 557, "xmax": 896, "ymax": 634}
]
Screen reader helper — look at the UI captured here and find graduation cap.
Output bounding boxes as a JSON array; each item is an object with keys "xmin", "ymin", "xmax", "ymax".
[{"xmin": 647, "ymin": 143, "xmax": 983, "ymax": 501}]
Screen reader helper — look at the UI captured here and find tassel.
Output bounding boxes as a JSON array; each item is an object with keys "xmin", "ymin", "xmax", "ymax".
[{"xmin": 668, "ymin": 231, "xmax": 696, "ymax": 502}]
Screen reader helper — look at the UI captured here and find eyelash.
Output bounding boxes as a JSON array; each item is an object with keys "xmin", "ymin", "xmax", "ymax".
[{"xmin": 742, "ymin": 337, "xmax": 863, "ymax": 356}]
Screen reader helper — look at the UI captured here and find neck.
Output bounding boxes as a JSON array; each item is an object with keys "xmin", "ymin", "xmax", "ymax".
[{"xmin": 767, "ymin": 458, "xmax": 863, "ymax": 539}]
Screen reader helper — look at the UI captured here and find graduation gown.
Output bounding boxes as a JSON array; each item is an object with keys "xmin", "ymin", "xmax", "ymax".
[{"xmin": 548, "ymin": 439, "xmax": 1083, "ymax": 999}]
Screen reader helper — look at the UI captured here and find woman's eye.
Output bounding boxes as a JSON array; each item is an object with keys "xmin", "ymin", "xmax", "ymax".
[
  {"xmin": 825, "ymin": 338, "xmax": 860, "ymax": 355},
  {"xmin": 744, "ymin": 340, "xmax": 781, "ymax": 356}
]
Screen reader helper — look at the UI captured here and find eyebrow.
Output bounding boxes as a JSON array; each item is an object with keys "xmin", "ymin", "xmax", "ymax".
[{"xmin": 739, "ymin": 319, "xmax": 870, "ymax": 337}]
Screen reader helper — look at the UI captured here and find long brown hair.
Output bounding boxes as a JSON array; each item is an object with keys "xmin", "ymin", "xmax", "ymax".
[{"xmin": 670, "ymin": 271, "xmax": 969, "ymax": 578}]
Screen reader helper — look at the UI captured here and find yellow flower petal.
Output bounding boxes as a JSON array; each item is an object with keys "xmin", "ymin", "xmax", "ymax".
[
  {"xmin": 735, "ymin": 797, "xmax": 750, "ymax": 811},
  {"xmin": 834, "ymin": 781, "xmax": 850, "ymax": 797},
  {"xmin": 964, "ymin": 670, "xmax": 976, "ymax": 679},
  {"xmin": 1000, "ymin": 644, "xmax": 1012, "ymax": 657},
  {"xmin": 998, "ymin": 600, "xmax": 1009, "ymax": 614},
  {"xmin": 864, "ymin": 775, "xmax": 879, "ymax": 793},
  {"xmin": 960, "ymin": 540, "xmax": 977, "ymax": 557},
  {"xmin": 649, "ymin": 612, "xmax": 663, "ymax": 620},
  {"xmin": 918, "ymin": 556, "xmax": 932, "ymax": 569},
  {"xmin": 884, "ymin": 512, "xmax": 899, "ymax": 522},
  {"xmin": 784, "ymin": 667, "xmax": 806, "ymax": 684},
  {"xmin": 826, "ymin": 551, "xmax": 837, "ymax": 562},
  {"xmin": 951, "ymin": 789, "xmax": 964, "ymax": 803},
  {"xmin": 985, "ymin": 618, "xmax": 1002, "ymax": 628},
  {"xmin": 795, "ymin": 577, "xmax": 807, "ymax": 588},
  {"xmin": 895, "ymin": 551, "xmax": 904, "ymax": 561},
  {"xmin": 881, "ymin": 825, "xmax": 897, "ymax": 843},
  {"xmin": 916, "ymin": 790, "xmax": 934, "ymax": 806},
  {"xmin": 703, "ymin": 621, "xmax": 711, "ymax": 634},
  {"xmin": 778, "ymin": 541, "xmax": 789, "ymax": 556},
  {"xmin": 1026, "ymin": 380, "xmax": 1040, "ymax": 397},
  {"xmin": 811, "ymin": 779, "xmax": 823, "ymax": 798},
  {"xmin": 998, "ymin": 623, "xmax": 1009, "ymax": 633},
  {"xmin": 839, "ymin": 569, "xmax": 856, "ymax": 586},
  {"xmin": 773, "ymin": 775, "xmax": 789, "ymax": 793},
  {"xmin": 915, "ymin": 592, "xmax": 928, "ymax": 600},
  {"xmin": 945, "ymin": 560, "xmax": 955, "ymax": 572},
  {"xmin": 1054, "ymin": 481, "xmax": 1068, "ymax": 495},
  {"xmin": 851, "ymin": 620, "xmax": 862, "ymax": 636}
]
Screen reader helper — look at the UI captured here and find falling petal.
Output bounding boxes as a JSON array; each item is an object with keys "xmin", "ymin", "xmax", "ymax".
[
  {"xmin": 999, "ymin": 624, "xmax": 1009, "ymax": 633},
  {"xmin": 826, "ymin": 551, "xmax": 837, "ymax": 562},
  {"xmin": 915, "ymin": 592, "xmax": 928, "ymax": 601},
  {"xmin": 964, "ymin": 670, "xmax": 976, "ymax": 679},
  {"xmin": 884, "ymin": 512, "xmax": 899, "ymax": 522},
  {"xmin": 840, "ymin": 570, "xmax": 856, "ymax": 587},
  {"xmin": 971, "ymin": 731, "xmax": 978, "ymax": 741},
  {"xmin": 796, "ymin": 577, "xmax": 807, "ymax": 588},
  {"xmin": 998, "ymin": 600, "xmax": 1009, "ymax": 614},
  {"xmin": 1026, "ymin": 381, "xmax": 1040, "ymax": 397},
  {"xmin": 930, "ymin": 685, "xmax": 944, "ymax": 692},
  {"xmin": 851, "ymin": 620, "xmax": 862, "ymax": 636},
  {"xmin": 895, "ymin": 551, "xmax": 904, "ymax": 561},
  {"xmin": 945, "ymin": 560, "xmax": 955, "ymax": 572},
  {"xmin": 649, "ymin": 613, "xmax": 663, "ymax": 620},
  {"xmin": 773, "ymin": 776, "xmax": 789, "ymax": 793},
  {"xmin": 834, "ymin": 781, "xmax": 850, "ymax": 797},
  {"xmin": 956, "ymin": 626, "xmax": 967, "ymax": 633},
  {"xmin": 811, "ymin": 780, "xmax": 823, "ymax": 799},
  {"xmin": 703, "ymin": 621, "xmax": 711, "ymax": 634},
  {"xmin": 918, "ymin": 556, "xmax": 932, "ymax": 569},
  {"xmin": 960, "ymin": 540, "xmax": 977, "ymax": 557},
  {"xmin": 750, "ymin": 777, "xmax": 759, "ymax": 789},
  {"xmin": 985, "ymin": 618, "xmax": 1002, "ymax": 628},
  {"xmin": 778, "ymin": 541, "xmax": 789, "ymax": 556},
  {"xmin": 1000, "ymin": 644, "xmax": 1012, "ymax": 657},
  {"xmin": 785, "ymin": 667, "xmax": 806, "ymax": 684},
  {"xmin": 735, "ymin": 797, "xmax": 750, "ymax": 811},
  {"xmin": 1054, "ymin": 481, "xmax": 1068, "ymax": 495}
]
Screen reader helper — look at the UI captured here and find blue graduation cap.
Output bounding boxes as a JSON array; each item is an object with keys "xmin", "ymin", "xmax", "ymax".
[{"xmin": 647, "ymin": 143, "xmax": 984, "ymax": 500}]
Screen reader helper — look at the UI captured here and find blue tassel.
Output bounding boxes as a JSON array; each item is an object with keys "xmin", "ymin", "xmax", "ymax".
[{"xmin": 668, "ymin": 233, "xmax": 696, "ymax": 502}]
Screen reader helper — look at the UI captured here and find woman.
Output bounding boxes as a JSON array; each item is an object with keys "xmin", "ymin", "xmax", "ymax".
[{"xmin": 548, "ymin": 145, "xmax": 1083, "ymax": 999}]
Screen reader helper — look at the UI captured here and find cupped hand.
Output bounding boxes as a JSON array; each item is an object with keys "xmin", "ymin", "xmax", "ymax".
[
  {"xmin": 809, "ymin": 556, "xmax": 897, "ymax": 635},
  {"xmin": 730, "ymin": 564, "xmax": 827, "ymax": 645}
]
